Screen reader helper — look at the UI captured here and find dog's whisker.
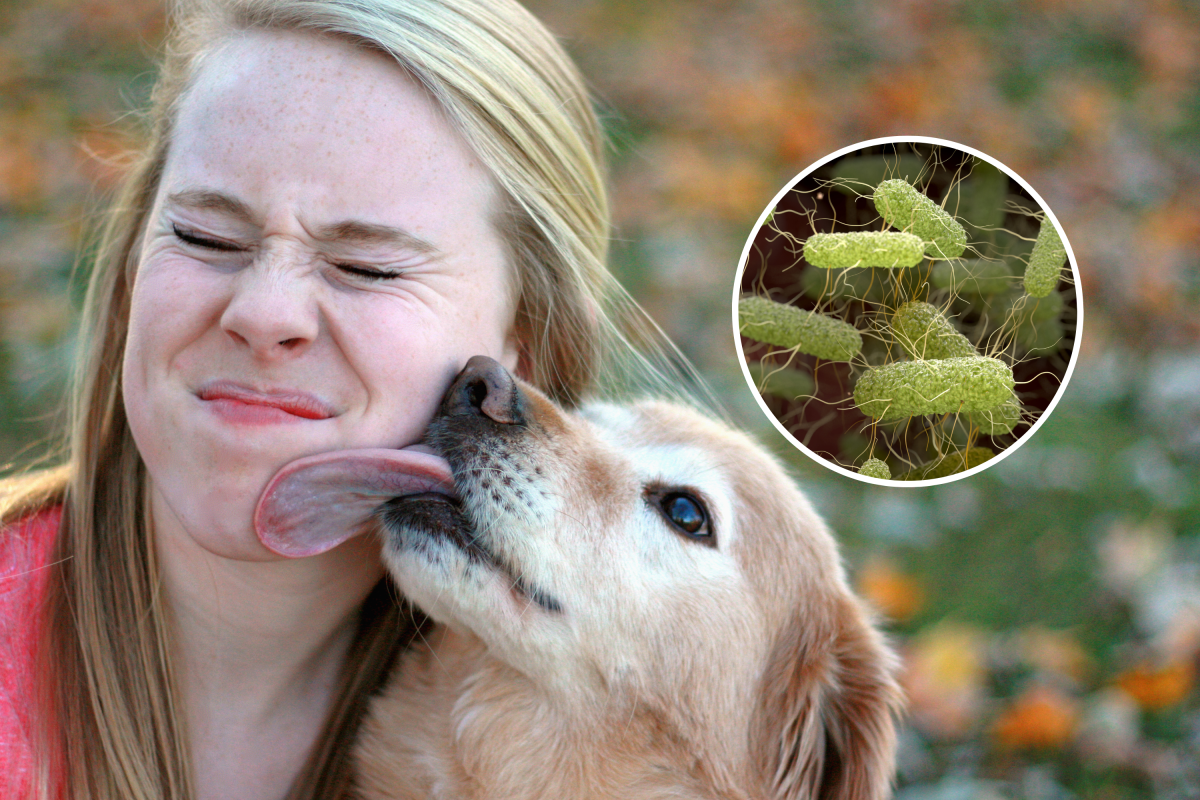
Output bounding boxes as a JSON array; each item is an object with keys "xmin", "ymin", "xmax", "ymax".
[
  {"xmin": 457, "ymin": 465, "xmax": 509, "ymax": 479},
  {"xmin": 410, "ymin": 617, "xmax": 453, "ymax": 679},
  {"xmin": 549, "ymin": 506, "xmax": 588, "ymax": 531}
]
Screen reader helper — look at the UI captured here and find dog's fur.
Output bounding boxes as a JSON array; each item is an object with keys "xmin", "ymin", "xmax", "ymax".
[{"xmin": 353, "ymin": 373, "xmax": 902, "ymax": 799}]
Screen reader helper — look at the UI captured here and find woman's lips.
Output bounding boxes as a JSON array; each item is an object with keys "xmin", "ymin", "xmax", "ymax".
[{"xmin": 196, "ymin": 381, "xmax": 336, "ymax": 423}]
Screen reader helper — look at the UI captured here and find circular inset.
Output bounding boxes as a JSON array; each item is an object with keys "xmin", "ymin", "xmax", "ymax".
[{"xmin": 733, "ymin": 137, "xmax": 1082, "ymax": 485}]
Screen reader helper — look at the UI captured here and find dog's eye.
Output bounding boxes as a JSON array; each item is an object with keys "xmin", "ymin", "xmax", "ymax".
[
  {"xmin": 664, "ymin": 494, "xmax": 704, "ymax": 533},
  {"xmin": 653, "ymin": 491, "xmax": 713, "ymax": 545}
]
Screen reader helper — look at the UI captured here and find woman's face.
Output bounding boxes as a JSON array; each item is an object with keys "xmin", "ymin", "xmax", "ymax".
[{"xmin": 122, "ymin": 30, "xmax": 519, "ymax": 561}]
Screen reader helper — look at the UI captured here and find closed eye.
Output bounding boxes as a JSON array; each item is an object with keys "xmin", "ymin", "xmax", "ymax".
[
  {"xmin": 172, "ymin": 223, "xmax": 242, "ymax": 252},
  {"xmin": 334, "ymin": 262, "xmax": 405, "ymax": 280},
  {"xmin": 646, "ymin": 487, "xmax": 715, "ymax": 548},
  {"xmin": 174, "ymin": 223, "xmax": 403, "ymax": 280}
]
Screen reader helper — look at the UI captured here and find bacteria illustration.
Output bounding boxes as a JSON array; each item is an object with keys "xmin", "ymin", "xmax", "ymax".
[
  {"xmin": 874, "ymin": 178, "xmax": 968, "ymax": 259},
  {"xmin": 737, "ymin": 142, "xmax": 1078, "ymax": 482},
  {"xmin": 738, "ymin": 295, "xmax": 862, "ymax": 362},
  {"xmin": 852, "ymin": 356, "xmax": 1015, "ymax": 421},
  {"xmin": 858, "ymin": 458, "xmax": 892, "ymax": 480},
  {"xmin": 1023, "ymin": 221, "xmax": 1068, "ymax": 299},
  {"xmin": 803, "ymin": 231, "xmax": 926, "ymax": 269},
  {"xmin": 891, "ymin": 301, "xmax": 976, "ymax": 360},
  {"xmin": 895, "ymin": 447, "xmax": 996, "ymax": 481}
]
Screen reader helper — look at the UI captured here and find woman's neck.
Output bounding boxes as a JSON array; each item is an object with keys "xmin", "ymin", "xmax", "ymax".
[{"xmin": 151, "ymin": 485, "xmax": 385, "ymax": 800}]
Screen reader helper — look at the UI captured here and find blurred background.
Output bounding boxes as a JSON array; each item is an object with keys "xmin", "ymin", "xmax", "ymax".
[{"xmin": 1, "ymin": 0, "xmax": 1197, "ymax": 797}]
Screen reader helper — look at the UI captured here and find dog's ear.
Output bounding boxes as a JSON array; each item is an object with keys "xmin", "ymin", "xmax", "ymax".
[{"xmin": 751, "ymin": 594, "xmax": 903, "ymax": 800}]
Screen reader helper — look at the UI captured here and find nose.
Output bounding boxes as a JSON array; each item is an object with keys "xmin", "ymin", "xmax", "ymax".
[
  {"xmin": 441, "ymin": 355, "xmax": 525, "ymax": 425},
  {"xmin": 220, "ymin": 260, "xmax": 318, "ymax": 359}
]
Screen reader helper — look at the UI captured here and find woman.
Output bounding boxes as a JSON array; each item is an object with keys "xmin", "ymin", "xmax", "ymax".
[{"xmin": 0, "ymin": 0, "xmax": 676, "ymax": 797}]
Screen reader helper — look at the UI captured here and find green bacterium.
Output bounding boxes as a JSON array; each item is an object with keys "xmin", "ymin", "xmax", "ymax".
[
  {"xmin": 853, "ymin": 356, "xmax": 1014, "ymax": 421},
  {"xmin": 874, "ymin": 178, "xmax": 968, "ymax": 259},
  {"xmin": 898, "ymin": 447, "xmax": 996, "ymax": 481},
  {"xmin": 892, "ymin": 301, "xmax": 977, "ymax": 361},
  {"xmin": 1023, "ymin": 220, "xmax": 1067, "ymax": 298},
  {"xmin": 858, "ymin": 458, "xmax": 892, "ymax": 480},
  {"xmin": 739, "ymin": 295, "xmax": 863, "ymax": 362},
  {"xmin": 803, "ymin": 231, "xmax": 926, "ymax": 269},
  {"xmin": 967, "ymin": 396, "xmax": 1022, "ymax": 436}
]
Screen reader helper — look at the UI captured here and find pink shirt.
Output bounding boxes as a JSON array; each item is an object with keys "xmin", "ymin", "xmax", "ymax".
[{"xmin": 0, "ymin": 505, "xmax": 61, "ymax": 797}]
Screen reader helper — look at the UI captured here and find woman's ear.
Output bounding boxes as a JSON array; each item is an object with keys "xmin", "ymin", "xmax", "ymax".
[{"xmin": 752, "ymin": 594, "xmax": 904, "ymax": 800}]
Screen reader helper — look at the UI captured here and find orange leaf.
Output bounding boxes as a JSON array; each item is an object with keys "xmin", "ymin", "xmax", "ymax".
[
  {"xmin": 858, "ymin": 559, "xmax": 926, "ymax": 623},
  {"xmin": 1117, "ymin": 661, "xmax": 1195, "ymax": 711},
  {"xmin": 992, "ymin": 685, "xmax": 1078, "ymax": 750}
]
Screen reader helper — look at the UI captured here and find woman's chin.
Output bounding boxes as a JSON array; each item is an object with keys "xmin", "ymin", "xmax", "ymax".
[{"xmin": 147, "ymin": 476, "xmax": 277, "ymax": 562}]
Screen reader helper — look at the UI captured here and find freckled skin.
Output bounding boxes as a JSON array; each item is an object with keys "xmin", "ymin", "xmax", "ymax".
[{"xmin": 122, "ymin": 30, "xmax": 521, "ymax": 563}]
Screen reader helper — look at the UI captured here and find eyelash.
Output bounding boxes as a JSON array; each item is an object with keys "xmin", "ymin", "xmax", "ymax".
[
  {"xmin": 172, "ymin": 223, "xmax": 404, "ymax": 280},
  {"xmin": 334, "ymin": 263, "xmax": 404, "ymax": 280},
  {"xmin": 173, "ymin": 223, "xmax": 240, "ymax": 252}
]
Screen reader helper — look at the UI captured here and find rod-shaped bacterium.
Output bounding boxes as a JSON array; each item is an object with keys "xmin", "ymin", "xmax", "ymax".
[
  {"xmin": 853, "ymin": 356, "xmax": 1014, "ymax": 420},
  {"xmin": 968, "ymin": 396, "xmax": 1021, "ymax": 436},
  {"xmin": 739, "ymin": 295, "xmax": 862, "ymax": 362},
  {"xmin": 892, "ymin": 301, "xmax": 977, "ymax": 360},
  {"xmin": 1023, "ymin": 221, "xmax": 1067, "ymax": 298},
  {"xmin": 874, "ymin": 179, "xmax": 968, "ymax": 259},
  {"xmin": 803, "ymin": 231, "xmax": 925, "ymax": 269}
]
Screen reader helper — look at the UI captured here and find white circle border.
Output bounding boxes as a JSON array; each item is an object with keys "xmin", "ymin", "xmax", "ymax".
[{"xmin": 731, "ymin": 135, "xmax": 1085, "ymax": 488}]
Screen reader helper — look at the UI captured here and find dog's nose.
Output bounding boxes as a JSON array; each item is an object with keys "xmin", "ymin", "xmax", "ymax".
[{"xmin": 442, "ymin": 355, "xmax": 525, "ymax": 425}]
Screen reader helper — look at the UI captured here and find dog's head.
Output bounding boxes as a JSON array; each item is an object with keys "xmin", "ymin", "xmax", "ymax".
[{"xmin": 257, "ymin": 356, "xmax": 902, "ymax": 799}]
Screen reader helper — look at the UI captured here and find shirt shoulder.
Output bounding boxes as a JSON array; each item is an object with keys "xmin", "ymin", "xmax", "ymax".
[
  {"xmin": 1, "ymin": 505, "xmax": 62, "ymax": 595},
  {"xmin": 0, "ymin": 504, "xmax": 63, "ymax": 794}
]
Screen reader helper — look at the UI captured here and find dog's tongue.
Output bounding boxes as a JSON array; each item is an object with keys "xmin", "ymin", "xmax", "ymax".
[{"xmin": 254, "ymin": 445, "xmax": 455, "ymax": 558}]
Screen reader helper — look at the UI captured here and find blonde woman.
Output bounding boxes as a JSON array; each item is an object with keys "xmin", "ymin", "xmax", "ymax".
[{"xmin": 0, "ymin": 1, "xmax": 665, "ymax": 797}]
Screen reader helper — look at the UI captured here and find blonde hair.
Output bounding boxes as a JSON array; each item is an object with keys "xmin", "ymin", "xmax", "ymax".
[{"xmin": 0, "ymin": 0, "xmax": 701, "ymax": 797}]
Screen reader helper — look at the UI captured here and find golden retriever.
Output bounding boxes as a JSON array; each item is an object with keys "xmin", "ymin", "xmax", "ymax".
[{"xmin": 257, "ymin": 357, "xmax": 903, "ymax": 799}]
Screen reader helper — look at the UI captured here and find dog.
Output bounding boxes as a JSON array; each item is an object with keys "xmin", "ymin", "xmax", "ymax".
[{"xmin": 256, "ymin": 357, "xmax": 902, "ymax": 799}]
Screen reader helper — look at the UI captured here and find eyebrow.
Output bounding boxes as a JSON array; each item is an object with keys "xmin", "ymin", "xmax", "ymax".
[
  {"xmin": 315, "ymin": 220, "xmax": 440, "ymax": 256},
  {"xmin": 168, "ymin": 189, "xmax": 255, "ymax": 222},
  {"xmin": 165, "ymin": 189, "xmax": 441, "ymax": 255}
]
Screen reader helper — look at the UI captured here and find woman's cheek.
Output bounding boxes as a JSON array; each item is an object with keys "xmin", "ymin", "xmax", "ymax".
[
  {"xmin": 123, "ymin": 256, "xmax": 226, "ymax": 450},
  {"xmin": 342, "ymin": 306, "xmax": 455, "ymax": 446}
]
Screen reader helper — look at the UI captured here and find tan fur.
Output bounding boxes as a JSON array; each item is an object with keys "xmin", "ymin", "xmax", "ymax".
[{"xmin": 355, "ymin": 393, "xmax": 903, "ymax": 799}]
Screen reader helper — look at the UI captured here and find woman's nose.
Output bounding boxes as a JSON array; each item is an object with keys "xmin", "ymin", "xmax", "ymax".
[{"xmin": 219, "ymin": 259, "xmax": 319, "ymax": 359}]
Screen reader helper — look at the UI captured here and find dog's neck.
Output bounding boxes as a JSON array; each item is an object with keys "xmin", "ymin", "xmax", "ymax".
[{"xmin": 355, "ymin": 624, "xmax": 754, "ymax": 800}]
